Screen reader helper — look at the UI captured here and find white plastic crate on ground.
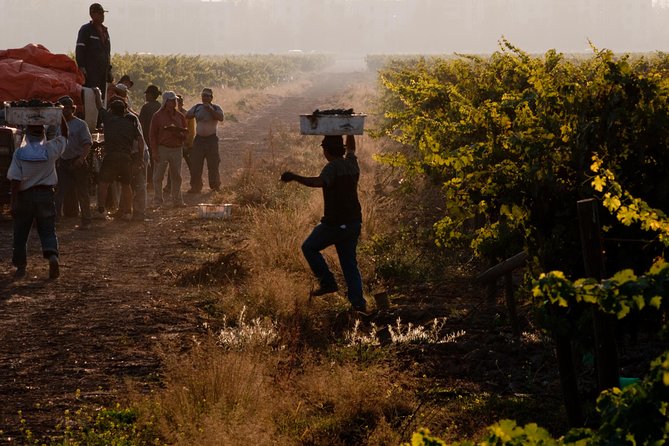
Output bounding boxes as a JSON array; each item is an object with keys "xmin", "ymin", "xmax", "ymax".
[{"xmin": 198, "ymin": 203, "xmax": 232, "ymax": 219}]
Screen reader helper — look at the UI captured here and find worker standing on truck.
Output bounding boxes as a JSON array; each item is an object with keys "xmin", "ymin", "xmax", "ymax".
[
  {"xmin": 7, "ymin": 115, "xmax": 69, "ymax": 280},
  {"xmin": 76, "ymin": 3, "xmax": 112, "ymax": 100}
]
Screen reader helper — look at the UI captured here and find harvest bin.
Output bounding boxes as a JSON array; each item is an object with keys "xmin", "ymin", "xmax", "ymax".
[
  {"xmin": 198, "ymin": 203, "xmax": 232, "ymax": 219},
  {"xmin": 4, "ymin": 103, "xmax": 63, "ymax": 126},
  {"xmin": 299, "ymin": 113, "xmax": 366, "ymax": 135}
]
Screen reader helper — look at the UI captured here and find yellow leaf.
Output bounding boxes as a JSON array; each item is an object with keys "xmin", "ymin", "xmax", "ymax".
[
  {"xmin": 650, "ymin": 296, "xmax": 663, "ymax": 309},
  {"xmin": 592, "ymin": 176, "xmax": 606, "ymax": 192},
  {"xmin": 603, "ymin": 194, "xmax": 621, "ymax": 211},
  {"xmin": 612, "ymin": 269, "xmax": 636, "ymax": 284},
  {"xmin": 617, "ymin": 304, "xmax": 630, "ymax": 319}
]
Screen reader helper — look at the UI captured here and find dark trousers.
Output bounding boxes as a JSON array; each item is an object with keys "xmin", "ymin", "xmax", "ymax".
[
  {"xmin": 190, "ymin": 134, "xmax": 220, "ymax": 191},
  {"xmin": 13, "ymin": 187, "xmax": 59, "ymax": 268},
  {"xmin": 131, "ymin": 162, "xmax": 147, "ymax": 218},
  {"xmin": 301, "ymin": 221, "xmax": 365, "ymax": 309},
  {"xmin": 55, "ymin": 160, "xmax": 92, "ymax": 224}
]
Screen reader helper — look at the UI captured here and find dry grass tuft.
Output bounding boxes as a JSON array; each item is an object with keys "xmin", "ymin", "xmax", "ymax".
[
  {"xmin": 142, "ymin": 342, "xmax": 414, "ymax": 446},
  {"xmin": 147, "ymin": 345, "xmax": 279, "ymax": 445}
]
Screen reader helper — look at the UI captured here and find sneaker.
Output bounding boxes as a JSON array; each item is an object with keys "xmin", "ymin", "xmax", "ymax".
[
  {"xmin": 14, "ymin": 267, "xmax": 26, "ymax": 279},
  {"xmin": 48, "ymin": 255, "xmax": 60, "ymax": 279},
  {"xmin": 310, "ymin": 284, "xmax": 338, "ymax": 297}
]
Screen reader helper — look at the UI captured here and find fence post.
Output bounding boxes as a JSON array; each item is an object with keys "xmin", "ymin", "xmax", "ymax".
[{"xmin": 577, "ymin": 198, "xmax": 620, "ymax": 391}]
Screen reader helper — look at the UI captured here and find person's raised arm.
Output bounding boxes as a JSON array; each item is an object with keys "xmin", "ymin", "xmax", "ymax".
[
  {"xmin": 345, "ymin": 135, "xmax": 356, "ymax": 154},
  {"xmin": 60, "ymin": 114, "xmax": 69, "ymax": 139}
]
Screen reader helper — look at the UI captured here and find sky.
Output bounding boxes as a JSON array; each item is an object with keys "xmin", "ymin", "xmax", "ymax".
[{"xmin": 1, "ymin": 0, "xmax": 668, "ymax": 56}]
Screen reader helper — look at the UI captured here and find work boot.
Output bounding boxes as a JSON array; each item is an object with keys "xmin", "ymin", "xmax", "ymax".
[
  {"xmin": 14, "ymin": 267, "xmax": 26, "ymax": 279},
  {"xmin": 48, "ymin": 255, "xmax": 60, "ymax": 279}
]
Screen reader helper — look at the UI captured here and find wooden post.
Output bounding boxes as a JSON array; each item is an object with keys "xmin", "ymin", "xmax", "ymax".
[
  {"xmin": 577, "ymin": 198, "xmax": 620, "ymax": 392},
  {"xmin": 554, "ymin": 329, "xmax": 583, "ymax": 427},
  {"xmin": 475, "ymin": 251, "xmax": 528, "ymax": 333},
  {"xmin": 504, "ymin": 272, "xmax": 520, "ymax": 337}
]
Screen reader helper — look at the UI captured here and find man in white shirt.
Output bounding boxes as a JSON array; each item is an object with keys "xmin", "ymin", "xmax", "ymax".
[{"xmin": 7, "ymin": 115, "xmax": 69, "ymax": 279}]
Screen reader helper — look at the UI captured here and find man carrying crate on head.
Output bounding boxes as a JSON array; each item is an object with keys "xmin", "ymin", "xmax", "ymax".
[
  {"xmin": 280, "ymin": 134, "xmax": 367, "ymax": 314},
  {"xmin": 7, "ymin": 107, "xmax": 69, "ymax": 279}
]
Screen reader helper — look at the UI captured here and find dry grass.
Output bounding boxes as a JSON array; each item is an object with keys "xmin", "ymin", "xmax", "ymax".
[{"xmin": 140, "ymin": 342, "xmax": 413, "ymax": 446}]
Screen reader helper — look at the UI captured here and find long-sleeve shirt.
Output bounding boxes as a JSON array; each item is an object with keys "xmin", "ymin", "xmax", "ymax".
[
  {"xmin": 149, "ymin": 108, "xmax": 187, "ymax": 150},
  {"xmin": 75, "ymin": 21, "xmax": 111, "ymax": 94}
]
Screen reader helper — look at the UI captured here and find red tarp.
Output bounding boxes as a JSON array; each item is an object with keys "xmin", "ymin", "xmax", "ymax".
[{"xmin": 0, "ymin": 44, "xmax": 85, "ymax": 106}]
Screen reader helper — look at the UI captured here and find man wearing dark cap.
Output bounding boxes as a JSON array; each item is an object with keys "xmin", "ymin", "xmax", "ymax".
[
  {"xmin": 54, "ymin": 96, "xmax": 93, "ymax": 230},
  {"xmin": 139, "ymin": 85, "xmax": 162, "ymax": 190},
  {"xmin": 76, "ymin": 3, "xmax": 112, "ymax": 100},
  {"xmin": 280, "ymin": 134, "xmax": 367, "ymax": 313}
]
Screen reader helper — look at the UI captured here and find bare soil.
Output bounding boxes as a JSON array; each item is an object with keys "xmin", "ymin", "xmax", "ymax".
[{"xmin": 0, "ymin": 71, "xmax": 383, "ymax": 441}]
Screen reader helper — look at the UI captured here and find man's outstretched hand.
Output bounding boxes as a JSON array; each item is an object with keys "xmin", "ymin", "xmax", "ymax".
[{"xmin": 280, "ymin": 171, "xmax": 297, "ymax": 182}]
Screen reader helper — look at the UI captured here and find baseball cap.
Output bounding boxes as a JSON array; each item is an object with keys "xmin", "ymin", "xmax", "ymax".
[
  {"xmin": 114, "ymin": 84, "xmax": 128, "ymax": 97},
  {"xmin": 163, "ymin": 91, "xmax": 177, "ymax": 101},
  {"xmin": 90, "ymin": 3, "xmax": 107, "ymax": 13},
  {"xmin": 57, "ymin": 96, "xmax": 74, "ymax": 107}
]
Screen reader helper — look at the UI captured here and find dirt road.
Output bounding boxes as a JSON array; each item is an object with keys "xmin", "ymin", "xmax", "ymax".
[{"xmin": 0, "ymin": 71, "xmax": 374, "ymax": 441}]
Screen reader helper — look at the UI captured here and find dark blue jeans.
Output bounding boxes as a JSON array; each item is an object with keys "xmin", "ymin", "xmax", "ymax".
[
  {"xmin": 190, "ymin": 134, "xmax": 220, "ymax": 191},
  {"xmin": 13, "ymin": 187, "xmax": 59, "ymax": 268},
  {"xmin": 301, "ymin": 221, "xmax": 365, "ymax": 309}
]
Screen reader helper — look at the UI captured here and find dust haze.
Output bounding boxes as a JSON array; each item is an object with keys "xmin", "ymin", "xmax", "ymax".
[{"xmin": 2, "ymin": 0, "xmax": 668, "ymax": 58}]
